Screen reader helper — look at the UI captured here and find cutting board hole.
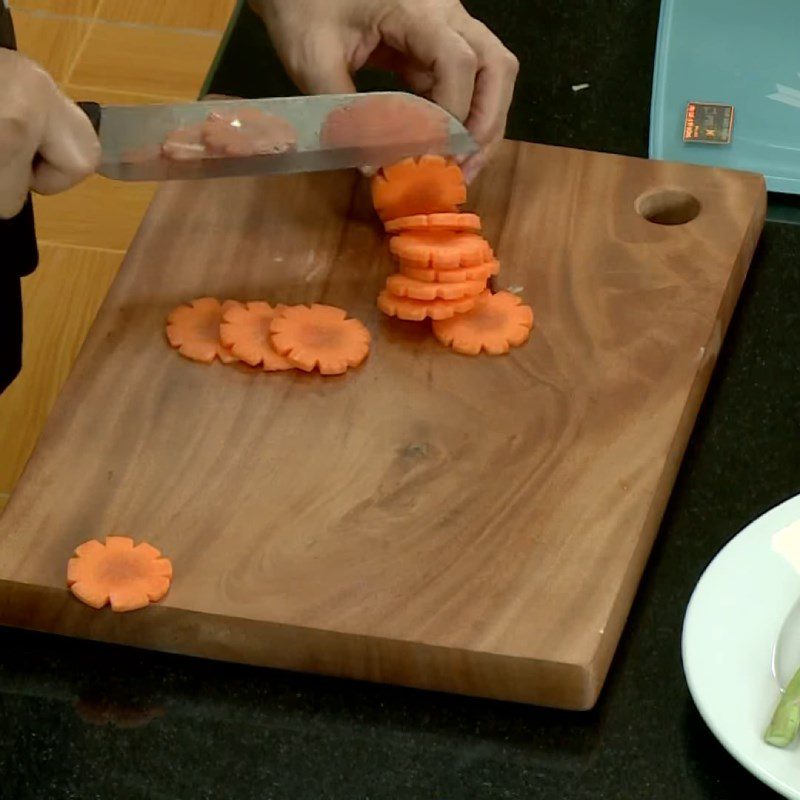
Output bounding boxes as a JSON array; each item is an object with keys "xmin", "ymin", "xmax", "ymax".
[{"xmin": 636, "ymin": 189, "xmax": 701, "ymax": 225}]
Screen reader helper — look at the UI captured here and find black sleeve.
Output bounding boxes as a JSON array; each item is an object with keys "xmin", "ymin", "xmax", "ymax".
[{"xmin": 1, "ymin": 3, "xmax": 39, "ymax": 394}]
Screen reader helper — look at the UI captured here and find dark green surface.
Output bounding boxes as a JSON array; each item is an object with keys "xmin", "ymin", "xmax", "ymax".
[{"xmin": 4, "ymin": 2, "xmax": 800, "ymax": 797}]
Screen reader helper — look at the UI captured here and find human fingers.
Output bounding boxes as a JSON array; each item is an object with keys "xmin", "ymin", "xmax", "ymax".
[{"xmin": 31, "ymin": 89, "xmax": 100, "ymax": 195}]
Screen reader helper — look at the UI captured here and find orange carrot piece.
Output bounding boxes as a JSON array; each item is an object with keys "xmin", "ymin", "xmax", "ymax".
[
  {"xmin": 384, "ymin": 212, "xmax": 481, "ymax": 235},
  {"xmin": 371, "ymin": 155, "xmax": 466, "ymax": 222},
  {"xmin": 377, "ymin": 290, "xmax": 478, "ymax": 321},
  {"xmin": 385, "ymin": 273, "xmax": 486, "ymax": 301},
  {"xmin": 432, "ymin": 291, "xmax": 534, "ymax": 355},
  {"xmin": 67, "ymin": 536, "xmax": 173, "ymax": 613},
  {"xmin": 389, "ymin": 231, "xmax": 492, "ymax": 269},
  {"xmin": 166, "ymin": 297, "xmax": 237, "ymax": 364},
  {"xmin": 220, "ymin": 301, "xmax": 294, "ymax": 371},
  {"xmin": 399, "ymin": 258, "xmax": 500, "ymax": 284},
  {"xmin": 270, "ymin": 304, "xmax": 371, "ymax": 375}
]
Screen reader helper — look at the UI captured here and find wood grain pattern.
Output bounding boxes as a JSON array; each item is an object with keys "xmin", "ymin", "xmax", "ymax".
[
  {"xmin": 69, "ymin": 20, "xmax": 219, "ymax": 98},
  {"xmin": 32, "ymin": 176, "xmax": 156, "ymax": 251},
  {"xmin": 0, "ymin": 142, "xmax": 765, "ymax": 708},
  {"xmin": 96, "ymin": 0, "xmax": 238, "ymax": 31},
  {"xmin": 11, "ymin": 10, "xmax": 91, "ymax": 81},
  {"xmin": 0, "ymin": 245, "xmax": 123, "ymax": 497}
]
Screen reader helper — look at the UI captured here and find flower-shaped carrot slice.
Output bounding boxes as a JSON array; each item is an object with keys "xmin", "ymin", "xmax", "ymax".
[
  {"xmin": 377, "ymin": 290, "xmax": 477, "ymax": 321},
  {"xmin": 384, "ymin": 212, "xmax": 481, "ymax": 235},
  {"xmin": 432, "ymin": 291, "xmax": 534, "ymax": 355},
  {"xmin": 161, "ymin": 122, "xmax": 208, "ymax": 161},
  {"xmin": 385, "ymin": 273, "xmax": 486, "ymax": 301},
  {"xmin": 389, "ymin": 231, "xmax": 492, "ymax": 270},
  {"xmin": 67, "ymin": 536, "xmax": 173, "ymax": 613},
  {"xmin": 220, "ymin": 301, "xmax": 294, "ymax": 371},
  {"xmin": 166, "ymin": 297, "xmax": 237, "ymax": 364},
  {"xmin": 371, "ymin": 155, "xmax": 466, "ymax": 222},
  {"xmin": 400, "ymin": 258, "xmax": 500, "ymax": 284},
  {"xmin": 270, "ymin": 304, "xmax": 371, "ymax": 375},
  {"xmin": 202, "ymin": 108, "xmax": 297, "ymax": 157}
]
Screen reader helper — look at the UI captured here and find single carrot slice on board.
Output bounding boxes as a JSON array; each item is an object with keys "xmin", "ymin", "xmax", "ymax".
[
  {"xmin": 384, "ymin": 212, "xmax": 481, "ymax": 235},
  {"xmin": 432, "ymin": 291, "xmax": 534, "ymax": 355},
  {"xmin": 400, "ymin": 258, "xmax": 500, "ymax": 284},
  {"xmin": 389, "ymin": 231, "xmax": 492, "ymax": 270},
  {"xmin": 371, "ymin": 155, "xmax": 466, "ymax": 222},
  {"xmin": 377, "ymin": 290, "xmax": 477, "ymax": 321},
  {"xmin": 385, "ymin": 273, "xmax": 486, "ymax": 301},
  {"xmin": 166, "ymin": 297, "xmax": 237, "ymax": 364},
  {"xmin": 270, "ymin": 304, "xmax": 371, "ymax": 375},
  {"xmin": 67, "ymin": 536, "xmax": 173, "ymax": 613},
  {"xmin": 220, "ymin": 301, "xmax": 294, "ymax": 371}
]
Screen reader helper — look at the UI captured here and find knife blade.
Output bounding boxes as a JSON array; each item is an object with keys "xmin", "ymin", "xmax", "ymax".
[{"xmin": 77, "ymin": 92, "xmax": 478, "ymax": 182}]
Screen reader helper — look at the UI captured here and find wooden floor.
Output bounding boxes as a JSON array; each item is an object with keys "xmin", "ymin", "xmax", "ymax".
[{"xmin": 0, "ymin": 0, "xmax": 238, "ymax": 512}]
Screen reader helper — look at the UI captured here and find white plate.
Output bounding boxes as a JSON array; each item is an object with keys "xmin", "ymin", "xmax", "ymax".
[{"xmin": 683, "ymin": 493, "xmax": 800, "ymax": 799}]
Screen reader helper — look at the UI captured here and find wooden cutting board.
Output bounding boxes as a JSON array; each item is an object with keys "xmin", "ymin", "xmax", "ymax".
[{"xmin": 0, "ymin": 141, "xmax": 765, "ymax": 709}]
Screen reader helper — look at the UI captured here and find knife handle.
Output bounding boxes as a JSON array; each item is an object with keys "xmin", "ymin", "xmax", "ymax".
[{"xmin": 77, "ymin": 101, "xmax": 102, "ymax": 134}]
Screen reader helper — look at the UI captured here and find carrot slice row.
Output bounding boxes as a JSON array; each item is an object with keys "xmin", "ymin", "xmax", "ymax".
[
  {"xmin": 389, "ymin": 231, "xmax": 492, "ymax": 270},
  {"xmin": 432, "ymin": 291, "xmax": 534, "ymax": 355},
  {"xmin": 384, "ymin": 212, "xmax": 481, "ymax": 235},
  {"xmin": 166, "ymin": 297, "xmax": 237, "ymax": 364},
  {"xmin": 377, "ymin": 290, "xmax": 477, "ymax": 321},
  {"xmin": 67, "ymin": 536, "xmax": 173, "ymax": 613},
  {"xmin": 270, "ymin": 304, "xmax": 371, "ymax": 375},
  {"xmin": 220, "ymin": 301, "xmax": 294, "ymax": 371},
  {"xmin": 399, "ymin": 258, "xmax": 499, "ymax": 284},
  {"xmin": 385, "ymin": 273, "xmax": 486, "ymax": 301},
  {"xmin": 371, "ymin": 155, "xmax": 466, "ymax": 222}
]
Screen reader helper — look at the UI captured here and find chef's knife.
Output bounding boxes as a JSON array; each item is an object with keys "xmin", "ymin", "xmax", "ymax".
[{"xmin": 76, "ymin": 92, "xmax": 478, "ymax": 182}]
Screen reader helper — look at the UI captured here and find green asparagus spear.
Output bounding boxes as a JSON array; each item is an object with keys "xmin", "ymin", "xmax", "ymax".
[{"xmin": 766, "ymin": 664, "xmax": 800, "ymax": 746}]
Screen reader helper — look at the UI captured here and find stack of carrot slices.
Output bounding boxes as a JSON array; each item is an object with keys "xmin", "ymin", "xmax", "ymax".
[
  {"xmin": 166, "ymin": 298, "xmax": 370, "ymax": 376},
  {"xmin": 372, "ymin": 155, "xmax": 534, "ymax": 354}
]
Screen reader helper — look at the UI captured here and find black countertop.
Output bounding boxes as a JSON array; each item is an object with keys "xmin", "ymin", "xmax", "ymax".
[{"xmin": 4, "ymin": 2, "xmax": 800, "ymax": 797}]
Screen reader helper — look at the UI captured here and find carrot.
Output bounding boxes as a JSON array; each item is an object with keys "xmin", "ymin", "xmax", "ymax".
[
  {"xmin": 385, "ymin": 273, "xmax": 486, "ymax": 301},
  {"xmin": 220, "ymin": 301, "xmax": 294, "ymax": 371},
  {"xmin": 384, "ymin": 212, "xmax": 481, "ymax": 235},
  {"xmin": 389, "ymin": 231, "xmax": 492, "ymax": 270},
  {"xmin": 377, "ymin": 290, "xmax": 478, "ymax": 321},
  {"xmin": 371, "ymin": 155, "xmax": 466, "ymax": 222},
  {"xmin": 270, "ymin": 304, "xmax": 371, "ymax": 375},
  {"xmin": 321, "ymin": 96, "xmax": 448, "ymax": 153},
  {"xmin": 67, "ymin": 536, "xmax": 173, "ymax": 613},
  {"xmin": 400, "ymin": 258, "xmax": 500, "ymax": 284},
  {"xmin": 166, "ymin": 297, "xmax": 238, "ymax": 364},
  {"xmin": 432, "ymin": 290, "xmax": 534, "ymax": 355}
]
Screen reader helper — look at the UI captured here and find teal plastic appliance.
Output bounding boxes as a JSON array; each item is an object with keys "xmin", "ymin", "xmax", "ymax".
[{"xmin": 650, "ymin": 0, "xmax": 800, "ymax": 196}]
